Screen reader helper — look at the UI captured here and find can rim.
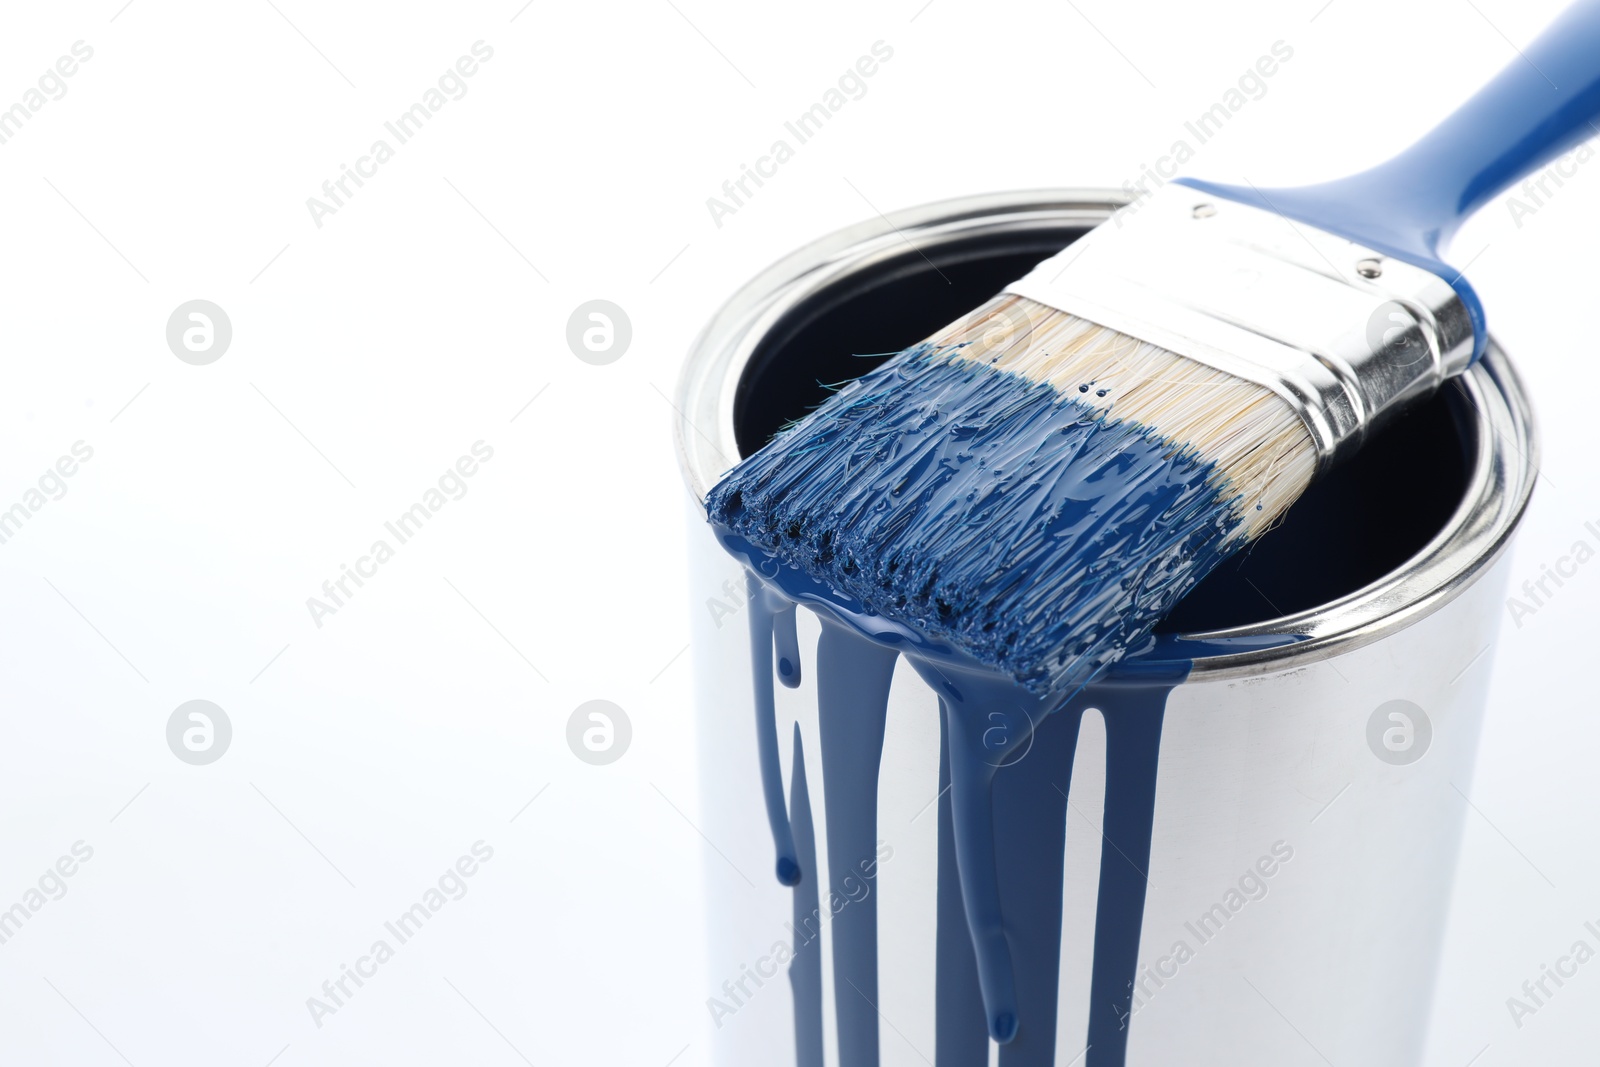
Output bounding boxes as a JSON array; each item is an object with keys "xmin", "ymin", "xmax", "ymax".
[{"xmin": 672, "ymin": 189, "xmax": 1538, "ymax": 681}]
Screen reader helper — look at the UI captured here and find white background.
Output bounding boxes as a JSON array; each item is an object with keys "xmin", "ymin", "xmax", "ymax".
[{"xmin": 0, "ymin": 0, "xmax": 1594, "ymax": 1064}]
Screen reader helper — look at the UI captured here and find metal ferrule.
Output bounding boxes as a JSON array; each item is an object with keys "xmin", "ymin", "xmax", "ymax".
[{"xmin": 1003, "ymin": 182, "xmax": 1478, "ymax": 469}]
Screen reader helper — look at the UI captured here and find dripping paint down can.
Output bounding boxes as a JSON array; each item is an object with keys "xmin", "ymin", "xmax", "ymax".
[{"xmin": 673, "ymin": 190, "xmax": 1535, "ymax": 1066}]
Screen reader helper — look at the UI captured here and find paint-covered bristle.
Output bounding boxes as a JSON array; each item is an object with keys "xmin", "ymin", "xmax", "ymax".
[
  {"xmin": 937, "ymin": 295, "xmax": 1316, "ymax": 540},
  {"xmin": 706, "ymin": 295, "xmax": 1317, "ymax": 694}
]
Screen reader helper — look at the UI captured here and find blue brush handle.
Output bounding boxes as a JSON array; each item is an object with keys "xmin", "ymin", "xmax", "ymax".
[{"xmin": 1178, "ymin": 0, "xmax": 1600, "ymax": 359}]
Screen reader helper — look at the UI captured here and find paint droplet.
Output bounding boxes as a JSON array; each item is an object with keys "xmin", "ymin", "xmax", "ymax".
[
  {"xmin": 776, "ymin": 856, "xmax": 802, "ymax": 886},
  {"xmin": 993, "ymin": 1012, "xmax": 1018, "ymax": 1043}
]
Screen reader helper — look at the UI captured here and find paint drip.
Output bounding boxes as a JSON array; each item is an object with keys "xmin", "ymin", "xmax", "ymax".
[{"xmin": 718, "ymin": 527, "xmax": 1233, "ymax": 1066}]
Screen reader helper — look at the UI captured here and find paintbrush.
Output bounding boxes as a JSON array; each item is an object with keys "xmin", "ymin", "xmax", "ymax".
[{"xmin": 708, "ymin": 1, "xmax": 1600, "ymax": 698}]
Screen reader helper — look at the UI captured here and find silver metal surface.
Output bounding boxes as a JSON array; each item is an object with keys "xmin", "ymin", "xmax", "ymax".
[
  {"xmin": 673, "ymin": 188, "xmax": 1537, "ymax": 683},
  {"xmin": 1004, "ymin": 182, "xmax": 1480, "ymax": 468}
]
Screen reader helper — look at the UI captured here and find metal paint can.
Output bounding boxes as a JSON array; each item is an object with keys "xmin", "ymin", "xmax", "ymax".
[{"xmin": 674, "ymin": 190, "xmax": 1535, "ymax": 1066}]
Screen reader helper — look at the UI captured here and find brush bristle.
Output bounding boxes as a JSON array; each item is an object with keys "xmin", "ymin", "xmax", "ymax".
[
  {"xmin": 706, "ymin": 295, "xmax": 1317, "ymax": 694},
  {"xmin": 938, "ymin": 295, "xmax": 1316, "ymax": 540}
]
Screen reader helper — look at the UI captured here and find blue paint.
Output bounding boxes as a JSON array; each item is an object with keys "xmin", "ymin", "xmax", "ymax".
[
  {"xmin": 730, "ymin": 532, "xmax": 1187, "ymax": 1062},
  {"xmin": 774, "ymin": 604, "xmax": 803, "ymax": 688},
  {"xmin": 1081, "ymin": 681, "xmax": 1169, "ymax": 1064},
  {"xmin": 909, "ymin": 654, "xmax": 1183, "ymax": 1061},
  {"xmin": 935, "ymin": 712, "xmax": 990, "ymax": 1066},
  {"xmin": 707, "ymin": 345, "xmax": 1244, "ymax": 696},
  {"xmin": 987, "ymin": 694, "xmax": 1083, "ymax": 1065},
  {"xmin": 815, "ymin": 619, "xmax": 897, "ymax": 1065},
  {"xmin": 749, "ymin": 576, "xmax": 803, "ymax": 887},
  {"xmin": 907, "ymin": 655, "xmax": 1069, "ymax": 1042},
  {"xmin": 787, "ymin": 725, "xmax": 825, "ymax": 1067}
]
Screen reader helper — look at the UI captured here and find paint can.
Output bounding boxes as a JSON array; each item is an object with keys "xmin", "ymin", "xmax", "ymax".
[{"xmin": 674, "ymin": 190, "xmax": 1536, "ymax": 1067}]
